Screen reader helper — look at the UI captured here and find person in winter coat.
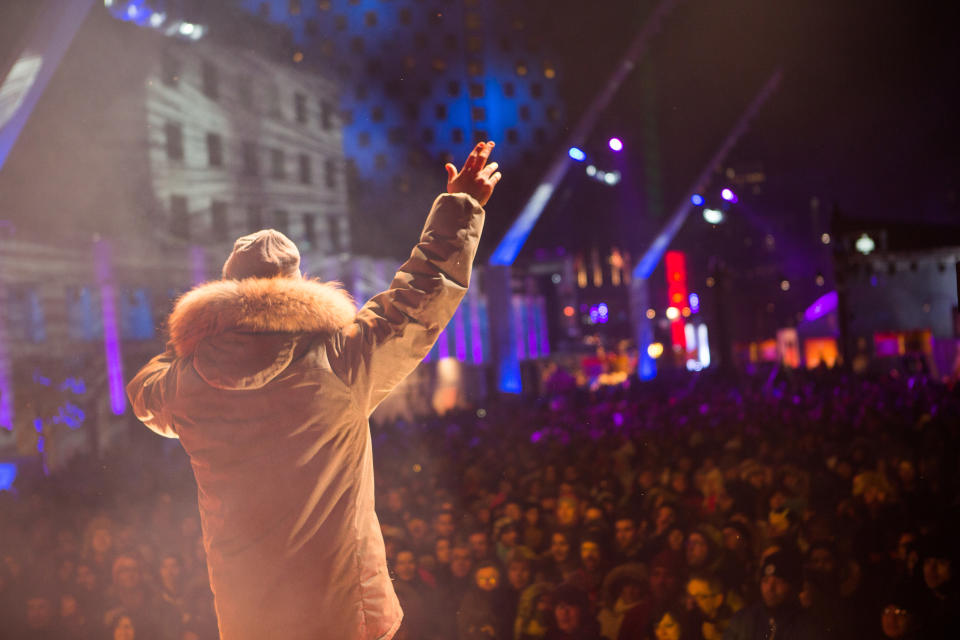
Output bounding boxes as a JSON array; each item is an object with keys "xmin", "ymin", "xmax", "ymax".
[
  {"xmin": 126, "ymin": 142, "xmax": 501, "ymax": 640},
  {"xmin": 723, "ymin": 550, "xmax": 819, "ymax": 640}
]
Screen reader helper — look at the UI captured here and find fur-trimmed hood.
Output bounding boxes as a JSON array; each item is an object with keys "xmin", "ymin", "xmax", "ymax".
[
  {"xmin": 167, "ymin": 277, "xmax": 356, "ymax": 390},
  {"xmin": 169, "ymin": 277, "xmax": 356, "ymax": 356}
]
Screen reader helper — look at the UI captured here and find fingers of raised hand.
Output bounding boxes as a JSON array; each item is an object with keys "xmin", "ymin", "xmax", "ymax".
[
  {"xmin": 479, "ymin": 162, "xmax": 499, "ymax": 179},
  {"xmin": 477, "ymin": 141, "xmax": 494, "ymax": 167},
  {"xmin": 464, "ymin": 142, "xmax": 486, "ymax": 173}
]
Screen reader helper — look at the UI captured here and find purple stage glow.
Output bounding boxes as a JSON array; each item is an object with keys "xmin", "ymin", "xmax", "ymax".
[
  {"xmin": 469, "ymin": 291, "xmax": 484, "ymax": 364},
  {"xmin": 526, "ymin": 300, "xmax": 538, "ymax": 359},
  {"xmin": 0, "ymin": 282, "xmax": 11, "ymax": 429},
  {"xmin": 513, "ymin": 298, "xmax": 526, "ymax": 360},
  {"xmin": 454, "ymin": 307, "xmax": 467, "ymax": 362},
  {"xmin": 94, "ymin": 239, "xmax": 126, "ymax": 415},
  {"xmin": 803, "ymin": 290, "xmax": 838, "ymax": 322},
  {"xmin": 536, "ymin": 298, "xmax": 550, "ymax": 357}
]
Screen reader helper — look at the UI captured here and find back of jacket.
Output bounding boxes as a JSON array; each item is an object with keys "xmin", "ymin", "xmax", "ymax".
[{"xmin": 127, "ymin": 193, "xmax": 484, "ymax": 640}]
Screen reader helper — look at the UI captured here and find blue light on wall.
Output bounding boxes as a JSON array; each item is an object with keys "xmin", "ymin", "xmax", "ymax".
[
  {"xmin": 0, "ymin": 463, "xmax": 16, "ymax": 491},
  {"xmin": 238, "ymin": 0, "xmax": 565, "ymax": 189}
]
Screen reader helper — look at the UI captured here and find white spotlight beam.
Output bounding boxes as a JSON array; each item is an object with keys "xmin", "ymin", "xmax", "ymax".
[
  {"xmin": 489, "ymin": 0, "xmax": 680, "ymax": 266},
  {"xmin": 0, "ymin": 0, "xmax": 96, "ymax": 172}
]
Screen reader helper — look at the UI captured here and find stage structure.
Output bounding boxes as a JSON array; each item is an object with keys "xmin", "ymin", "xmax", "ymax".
[
  {"xmin": 629, "ymin": 70, "xmax": 782, "ymax": 379},
  {"xmin": 487, "ymin": 0, "xmax": 679, "ymax": 392}
]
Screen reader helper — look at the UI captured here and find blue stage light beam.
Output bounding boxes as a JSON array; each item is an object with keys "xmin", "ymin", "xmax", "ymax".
[
  {"xmin": 0, "ymin": 0, "xmax": 96, "ymax": 173},
  {"xmin": 489, "ymin": 0, "xmax": 679, "ymax": 266},
  {"xmin": 632, "ymin": 69, "xmax": 782, "ymax": 281}
]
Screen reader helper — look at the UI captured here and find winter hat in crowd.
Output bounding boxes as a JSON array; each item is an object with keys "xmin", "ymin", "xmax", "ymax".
[
  {"xmin": 760, "ymin": 549, "xmax": 803, "ymax": 589},
  {"xmin": 222, "ymin": 229, "xmax": 301, "ymax": 280}
]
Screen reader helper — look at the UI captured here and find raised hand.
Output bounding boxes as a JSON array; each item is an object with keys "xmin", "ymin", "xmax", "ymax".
[{"xmin": 444, "ymin": 141, "xmax": 501, "ymax": 207}]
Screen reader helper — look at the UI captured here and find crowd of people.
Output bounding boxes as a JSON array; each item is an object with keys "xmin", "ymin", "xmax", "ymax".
[{"xmin": 1, "ymin": 366, "xmax": 958, "ymax": 639}]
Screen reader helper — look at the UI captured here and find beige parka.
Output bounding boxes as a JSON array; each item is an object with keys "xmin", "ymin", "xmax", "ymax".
[{"xmin": 127, "ymin": 193, "xmax": 484, "ymax": 639}]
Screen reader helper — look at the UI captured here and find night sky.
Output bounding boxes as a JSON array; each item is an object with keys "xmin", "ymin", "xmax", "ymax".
[{"xmin": 540, "ymin": 0, "xmax": 960, "ymax": 232}]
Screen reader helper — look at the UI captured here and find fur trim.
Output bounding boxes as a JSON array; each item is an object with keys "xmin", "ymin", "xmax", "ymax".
[{"xmin": 168, "ymin": 277, "xmax": 357, "ymax": 357}]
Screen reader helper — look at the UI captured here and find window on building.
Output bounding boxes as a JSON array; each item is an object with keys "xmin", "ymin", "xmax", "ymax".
[
  {"xmin": 399, "ymin": 8, "xmax": 411, "ymax": 25},
  {"xmin": 473, "ymin": 130, "xmax": 488, "ymax": 143},
  {"xmin": 371, "ymin": 106, "xmax": 384, "ymax": 122},
  {"xmin": 387, "ymin": 127, "xmax": 405, "ymax": 145},
  {"xmin": 503, "ymin": 81, "xmax": 515, "ymax": 97},
  {"xmin": 547, "ymin": 105, "xmax": 560, "ymax": 122},
  {"xmin": 357, "ymin": 131, "xmax": 370, "ymax": 147},
  {"xmin": 325, "ymin": 159, "xmax": 337, "ymax": 188},
  {"xmin": 328, "ymin": 216, "xmax": 342, "ymax": 252},
  {"xmin": 165, "ymin": 122, "xmax": 184, "ymax": 160},
  {"xmin": 211, "ymin": 200, "xmax": 228, "ymax": 240},
  {"xmin": 320, "ymin": 100, "xmax": 333, "ymax": 130},
  {"xmin": 469, "ymin": 83, "xmax": 484, "ymax": 98},
  {"xmin": 421, "ymin": 128, "xmax": 435, "ymax": 144},
  {"xmin": 435, "ymin": 104, "xmax": 447, "ymax": 120},
  {"xmin": 452, "ymin": 128, "xmax": 464, "ymax": 144},
  {"xmin": 447, "ymin": 80, "xmax": 460, "ymax": 96},
  {"xmin": 298, "ymin": 153, "xmax": 312, "ymax": 184},
  {"xmin": 340, "ymin": 109, "xmax": 353, "ymax": 125},
  {"xmin": 374, "ymin": 153, "xmax": 386, "ymax": 169},
  {"xmin": 207, "ymin": 132, "xmax": 223, "ymax": 167},
  {"xmin": 350, "ymin": 37, "xmax": 364, "ymax": 54},
  {"xmin": 531, "ymin": 83, "xmax": 543, "ymax": 98},
  {"xmin": 270, "ymin": 148, "xmax": 285, "ymax": 179},
  {"xmin": 305, "ymin": 18, "xmax": 318, "ymax": 36},
  {"xmin": 335, "ymin": 14, "xmax": 347, "ymax": 30},
  {"xmin": 364, "ymin": 10, "xmax": 377, "ymax": 26},
  {"xmin": 303, "ymin": 213, "xmax": 317, "ymax": 248},
  {"xmin": 467, "ymin": 61, "xmax": 483, "ymax": 76},
  {"xmin": 471, "ymin": 106, "xmax": 486, "ymax": 121},
  {"xmin": 273, "ymin": 210, "xmax": 289, "ymax": 235},
  {"xmin": 294, "ymin": 92, "xmax": 308, "ymax": 124},
  {"xmin": 519, "ymin": 104, "xmax": 531, "ymax": 121},
  {"xmin": 202, "ymin": 61, "xmax": 219, "ymax": 100},
  {"xmin": 161, "ymin": 51, "xmax": 180, "ymax": 87},
  {"xmin": 242, "ymin": 141, "xmax": 259, "ymax": 176},
  {"xmin": 404, "ymin": 102, "xmax": 418, "ymax": 120},
  {"xmin": 289, "ymin": 0, "xmax": 301, "ymax": 15},
  {"xmin": 171, "ymin": 195, "xmax": 189, "ymax": 238},
  {"xmin": 247, "ymin": 204, "xmax": 263, "ymax": 231}
]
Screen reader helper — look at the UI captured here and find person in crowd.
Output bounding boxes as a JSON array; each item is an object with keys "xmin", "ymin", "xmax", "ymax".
[
  {"xmin": 724, "ymin": 549, "xmax": 819, "ymax": 639},
  {"xmin": 611, "ymin": 514, "xmax": 644, "ymax": 566},
  {"xmin": 685, "ymin": 573, "xmax": 735, "ymax": 640},
  {"xmin": 545, "ymin": 583, "xmax": 601, "ymax": 640},
  {"xmin": 540, "ymin": 530, "xmax": 578, "ymax": 584},
  {"xmin": 457, "ymin": 561, "xmax": 511, "ymax": 640},
  {"xmin": 597, "ymin": 563, "xmax": 646, "ymax": 640},
  {"xmin": 650, "ymin": 608, "xmax": 688, "ymax": 640}
]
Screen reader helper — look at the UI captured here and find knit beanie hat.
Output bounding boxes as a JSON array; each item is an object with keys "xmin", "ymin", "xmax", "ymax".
[{"xmin": 222, "ymin": 229, "xmax": 300, "ymax": 280}]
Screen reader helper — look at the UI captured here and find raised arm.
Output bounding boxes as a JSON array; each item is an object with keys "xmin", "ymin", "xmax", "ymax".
[{"xmin": 330, "ymin": 142, "xmax": 501, "ymax": 414}]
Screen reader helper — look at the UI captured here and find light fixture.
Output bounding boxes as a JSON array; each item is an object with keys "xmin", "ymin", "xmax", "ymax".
[
  {"xmin": 855, "ymin": 233, "xmax": 876, "ymax": 255},
  {"xmin": 702, "ymin": 208, "xmax": 724, "ymax": 224}
]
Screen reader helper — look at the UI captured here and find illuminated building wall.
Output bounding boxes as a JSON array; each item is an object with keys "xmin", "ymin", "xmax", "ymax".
[{"xmin": 238, "ymin": 0, "xmax": 565, "ymax": 187}]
